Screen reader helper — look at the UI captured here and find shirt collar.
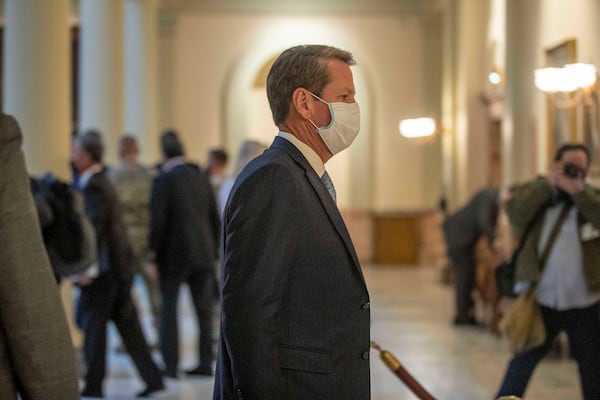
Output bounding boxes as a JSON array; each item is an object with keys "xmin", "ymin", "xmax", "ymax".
[
  {"xmin": 161, "ymin": 156, "xmax": 185, "ymax": 173},
  {"xmin": 78, "ymin": 163, "xmax": 103, "ymax": 189},
  {"xmin": 277, "ymin": 131, "xmax": 325, "ymax": 177}
]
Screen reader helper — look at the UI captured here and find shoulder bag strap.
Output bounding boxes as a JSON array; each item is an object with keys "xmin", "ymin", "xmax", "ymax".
[{"xmin": 538, "ymin": 202, "xmax": 571, "ymax": 268}]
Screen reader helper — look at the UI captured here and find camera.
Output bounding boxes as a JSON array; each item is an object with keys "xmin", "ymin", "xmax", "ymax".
[{"xmin": 563, "ymin": 163, "xmax": 585, "ymax": 179}]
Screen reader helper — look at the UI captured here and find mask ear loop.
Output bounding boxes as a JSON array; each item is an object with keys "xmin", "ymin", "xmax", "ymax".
[
  {"xmin": 308, "ymin": 119, "xmax": 320, "ymax": 130},
  {"xmin": 306, "ymin": 90, "xmax": 327, "ymax": 131},
  {"xmin": 308, "ymin": 91, "xmax": 328, "ymax": 105}
]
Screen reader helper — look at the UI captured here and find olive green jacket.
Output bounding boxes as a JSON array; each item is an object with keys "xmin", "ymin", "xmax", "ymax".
[
  {"xmin": 507, "ymin": 177, "xmax": 600, "ymax": 291},
  {"xmin": 0, "ymin": 114, "xmax": 79, "ymax": 399}
]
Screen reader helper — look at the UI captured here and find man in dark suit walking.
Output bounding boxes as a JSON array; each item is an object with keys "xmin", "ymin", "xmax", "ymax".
[
  {"xmin": 148, "ymin": 131, "xmax": 220, "ymax": 378},
  {"xmin": 442, "ymin": 187, "xmax": 501, "ymax": 326},
  {"xmin": 213, "ymin": 45, "xmax": 371, "ymax": 400},
  {"xmin": 71, "ymin": 131, "xmax": 164, "ymax": 398}
]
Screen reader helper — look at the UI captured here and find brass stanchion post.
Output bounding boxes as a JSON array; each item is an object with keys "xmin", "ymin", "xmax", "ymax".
[{"xmin": 371, "ymin": 341, "xmax": 437, "ymax": 400}]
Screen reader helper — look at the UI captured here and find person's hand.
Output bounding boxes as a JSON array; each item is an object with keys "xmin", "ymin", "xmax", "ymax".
[
  {"xmin": 556, "ymin": 173, "xmax": 585, "ymax": 195},
  {"xmin": 75, "ymin": 273, "xmax": 94, "ymax": 286},
  {"xmin": 145, "ymin": 262, "xmax": 159, "ymax": 281},
  {"xmin": 492, "ymin": 239, "xmax": 510, "ymax": 261},
  {"xmin": 499, "ymin": 186, "xmax": 513, "ymax": 204},
  {"xmin": 549, "ymin": 159, "xmax": 585, "ymax": 195},
  {"xmin": 547, "ymin": 160, "xmax": 562, "ymax": 187}
]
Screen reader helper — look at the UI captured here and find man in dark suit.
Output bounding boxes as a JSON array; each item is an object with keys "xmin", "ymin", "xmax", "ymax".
[
  {"xmin": 148, "ymin": 131, "xmax": 220, "ymax": 378},
  {"xmin": 213, "ymin": 45, "xmax": 371, "ymax": 400},
  {"xmin": 71, "ymin": 131, "xmax": 164, "ymax": 398},
  {"xmin": 442, "ymin": 187, "xmax": 500, "ymax": 326},
  {"xmin": 0, "ymin": 114, "xmax": 80, "ymax": 399}
]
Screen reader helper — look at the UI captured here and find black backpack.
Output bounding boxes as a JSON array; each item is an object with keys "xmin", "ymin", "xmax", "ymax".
[{"xmin": 33, "ymin": 173, "xmax": 97, "ymax": 277}]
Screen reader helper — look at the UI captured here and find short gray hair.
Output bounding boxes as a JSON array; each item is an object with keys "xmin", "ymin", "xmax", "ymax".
[
  {"xmin": 75, "ymin": 129, "xmax": 104, "ymax": 163},
  {"xmin": 266, "ymin": 44, "xmax": 356, "ymax": 126}
]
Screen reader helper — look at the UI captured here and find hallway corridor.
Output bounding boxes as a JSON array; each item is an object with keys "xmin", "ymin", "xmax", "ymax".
[{"xmin": 86, "ymin": 264, "xmax": 580, "ymax": 399}]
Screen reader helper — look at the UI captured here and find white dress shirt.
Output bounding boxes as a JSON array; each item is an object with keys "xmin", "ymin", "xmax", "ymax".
[{"xmin": 536, "ymin": 204, "xmax": 600, "ymax": 310}]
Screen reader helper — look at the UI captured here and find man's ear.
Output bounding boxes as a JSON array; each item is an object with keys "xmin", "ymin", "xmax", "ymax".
[{"xmin": 292, "ymin": 88, "xmax": 311, "ymax": 120}]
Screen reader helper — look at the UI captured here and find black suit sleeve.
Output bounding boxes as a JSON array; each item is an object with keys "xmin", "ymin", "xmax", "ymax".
[
  {"xmin": 84, "ymin": 183, "xmax": 109, "ymax": 247},
  {"xmin": 221, "ymin": 165, "xmax": 298, "ymax": 397},
  {"xmin": 148, "ymin": 174, "xmax": 169, "ymax": 262},
  {"xmin": 207, "ymin": 183, "xmax": 221, "ymax": 258}
]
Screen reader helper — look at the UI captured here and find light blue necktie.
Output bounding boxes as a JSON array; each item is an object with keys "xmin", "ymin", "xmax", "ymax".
[{"xmin": 321, "ymin": 171, "xmax": 336, "ymax": 203}]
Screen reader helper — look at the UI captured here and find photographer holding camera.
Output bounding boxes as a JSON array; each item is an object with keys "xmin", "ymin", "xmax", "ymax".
[{"xmin": 495, "ymin": 143, "xmax": 600, "ymax": 400}]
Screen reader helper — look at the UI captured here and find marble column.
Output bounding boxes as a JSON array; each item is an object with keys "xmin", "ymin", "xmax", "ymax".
[
  {"xmin": 125, "ymin": 0, "xmax": 159, "ymax": 164},
  {"xmin": 504, "ymin": 0, "xmax": 542, "ymax": 183},
  {"xmin": 78, "ymin": 0, "xmax": 125, "ymax": 165},
  {"xmin": 449, "ymin": 0, "xmax": 490, "ymax": 204},
  {"xmin": 157, "ymin": 11, "xmax": 178, "ymax": 144},
  {"xmin": 3, "ymin": 0, "xmax": 71, "ymax": 178}
]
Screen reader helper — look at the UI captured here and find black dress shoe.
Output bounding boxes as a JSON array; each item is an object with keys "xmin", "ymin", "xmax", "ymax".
[
  {"xmin": 184, "ymin": 365, "xmax": 213, "ymax": 376},
  {"xmin": 162, "ymin": 369, "xmax": 178, "ymax": 378},
  {"xmin": 137, "ymin": 383, "xmax": 165, "ymax": 397}
]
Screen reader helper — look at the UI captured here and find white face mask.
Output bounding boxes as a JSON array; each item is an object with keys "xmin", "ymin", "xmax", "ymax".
[{"xmin": 308, "ymin": 92, "xmax": 360, "ymax": 155}]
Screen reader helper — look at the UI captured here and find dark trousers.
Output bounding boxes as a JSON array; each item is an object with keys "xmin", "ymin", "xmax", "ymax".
[
  {"xmin": 77, "ymin": 273, "xmax": 163, "ymax": 395},
  {"xmin": 160, "ymin": 268, "xmax": 216, "ymax": 374},
  {"xmin": 496, "ymin": 302, "xmax": 600, "ymax": 400},
  {"xmin": 447, "ymin": 245, "xmax": 476, "ymax": 321}
]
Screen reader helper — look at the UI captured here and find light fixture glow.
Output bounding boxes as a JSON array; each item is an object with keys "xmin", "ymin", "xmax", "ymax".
[
  {"xmin": 488, "ymin": 71, "xmax": 501, "ymax": 85},
  {"xmin": 534, "ymin": 63, "xmax": 597, "ymax": 93},
  {"xmin": 564, "ymin": 63, "xmax": 597, "ymax": 89},
  {"xmin": 399, "ymin": 118, "xmax": 436, "ymax": 138},
  {"xmin": 534, "ymin": 67, "xmax": 576, "ymax": 92}
]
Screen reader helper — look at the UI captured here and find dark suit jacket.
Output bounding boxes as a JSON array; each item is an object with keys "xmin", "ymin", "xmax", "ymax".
[
  {"xmin": 149, "ymin": 162, "xmax": 220, "ymax": 278},
  {"xmin": 214, "ymin": 136, "xmax": 371, "ymax": 400},
  {"xmin": 442, "ymin": 187, "xmax": 499, "ymax": 249},
  {"xmin": 0, "ymin": 114, "xmax": 79, "ymax": 399},
  {"xmin": 82, "ymin": 170, "xmax": 134, "ymax": 281}
]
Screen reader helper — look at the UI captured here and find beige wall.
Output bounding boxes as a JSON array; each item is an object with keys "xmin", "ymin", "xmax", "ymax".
[
  {"xmin": 166, "ymin": 12, "xmax": 443, "ymax": 211},
  {"xmin": 504, "ymin": 0, "xmax": 600, "ymax": 185},
  {"xmin": 14, "ymin": 1, "xmax": 600, "ymax": 212}
]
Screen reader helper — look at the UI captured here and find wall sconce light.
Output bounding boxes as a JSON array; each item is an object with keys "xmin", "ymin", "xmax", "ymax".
[
  {"xmin": 488, "ymin": 71, "xmax": 502, "ymax": 86},
  {"xmin": 534, "ymin": 63, "xmax": 597, "ymax": 107},
  {"xmin": 398, "ymin": 117, "xmax": 437, "ymax": 139}
]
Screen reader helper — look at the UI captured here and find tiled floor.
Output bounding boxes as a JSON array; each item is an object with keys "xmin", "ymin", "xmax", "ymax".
[{"xmin": 84, "ymin": 264, "xmax": 581, "ymax": 399}]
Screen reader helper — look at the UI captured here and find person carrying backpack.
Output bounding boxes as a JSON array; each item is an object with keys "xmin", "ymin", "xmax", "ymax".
[{"xmin": 31, "ymin": 173, "xmax": 96, "ymax": 280}]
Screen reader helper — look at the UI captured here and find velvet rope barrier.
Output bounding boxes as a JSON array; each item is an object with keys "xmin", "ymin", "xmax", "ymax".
[
  {"xmin": 370, "ymin": 341, "xmax": 437, "ymax": 400},
  {"xmin": 371, "ymin": 341, "xmax": 522, "ymax": 400}
]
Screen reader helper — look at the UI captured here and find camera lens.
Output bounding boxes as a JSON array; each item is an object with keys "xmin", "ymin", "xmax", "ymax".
[{"xmin": 563, "ymin": 163, "xmax": 584, "ymax": 178}]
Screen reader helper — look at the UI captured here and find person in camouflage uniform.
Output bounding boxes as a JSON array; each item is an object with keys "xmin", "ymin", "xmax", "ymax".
[{"xmin": 109, "ymin": 135, "xmax": 160, "ymax": 342}]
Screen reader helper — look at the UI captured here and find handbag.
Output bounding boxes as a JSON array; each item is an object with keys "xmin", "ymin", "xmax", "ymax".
[
  {"xmin": 500, "ymin": 286, "xmax": 545, "ymax": 352},
  {"xmin": 500, "ymin": 202, "xmax": 571, "ymax": 353}
]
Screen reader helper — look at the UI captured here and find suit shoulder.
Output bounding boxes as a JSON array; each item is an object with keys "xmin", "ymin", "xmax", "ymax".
[
  {"xmin": 239, "ymin": 151, "xmax": 300, "ymax": 183},
  {"xmin": 0, "ymin": 113, "xmax": 21, "ymax": 147}
]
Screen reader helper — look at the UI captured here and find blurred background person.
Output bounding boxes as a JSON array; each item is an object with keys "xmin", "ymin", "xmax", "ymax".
[
  {"xmin": 217, "ymin": 139, "xmax": 267, "ymax": 217},
  {"xmin": 148, "ymin": 130, "xmax": 221, "ymax": 378},
  {"xmin": 109, "ymin": 134, "xmax": 160, "ymax": 349},
  {"xmin": 205, "ymin": 147, "xmax": 229, "ymax": 199},
  {"xmin": 0, "ymin": 113, "xmax": 80, "ymax": 399},
  {"xmin": 71, "ymin": 130, "xmax": 164, "ymax": 398},
  {"xmin": 496, "ymin": 143, "xmax": 600, "ymax": 400},
  {"xmin": 442, "ymin": 186, "xmax": 502, "ymax": 326}
]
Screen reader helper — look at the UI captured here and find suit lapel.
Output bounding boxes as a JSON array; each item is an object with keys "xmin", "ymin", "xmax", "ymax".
[{"xmin": 270, "ymin": 137, "xmax": 366, "ymax": 288}]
